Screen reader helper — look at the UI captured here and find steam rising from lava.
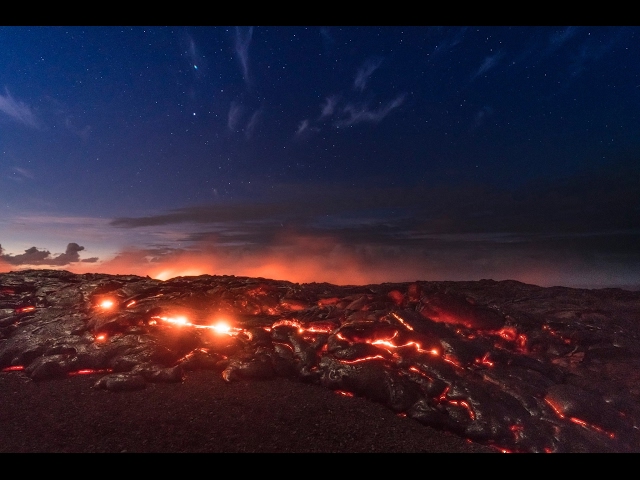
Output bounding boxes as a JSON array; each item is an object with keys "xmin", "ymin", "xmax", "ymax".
[{"xmin": 53, "ymin": 232, "xmax": 638, "ymax": 288}]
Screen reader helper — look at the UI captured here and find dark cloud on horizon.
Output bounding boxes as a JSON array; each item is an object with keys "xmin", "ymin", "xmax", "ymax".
[
  {"xmin": 0, "ymin": 242, "xmax": 98, "ymax": 266},
  {"xmin": 110, "ymin": 164, "xmax": 640, "ymax": 245}
]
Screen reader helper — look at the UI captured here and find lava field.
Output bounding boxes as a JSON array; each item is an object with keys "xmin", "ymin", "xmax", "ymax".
[{"xmin": 1, "ymin": 269, "xmax": 640, "ymax": 452}]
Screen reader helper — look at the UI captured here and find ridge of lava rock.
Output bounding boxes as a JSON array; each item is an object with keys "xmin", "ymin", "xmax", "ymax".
[{"xmin": 2, "ymin": 269, "xmax": 640, "ymax": 453}]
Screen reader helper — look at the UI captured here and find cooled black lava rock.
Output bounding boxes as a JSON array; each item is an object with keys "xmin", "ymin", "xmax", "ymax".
[{"xmin": 2, "ymin": 269, "xmax": 640, "ymax": 452}]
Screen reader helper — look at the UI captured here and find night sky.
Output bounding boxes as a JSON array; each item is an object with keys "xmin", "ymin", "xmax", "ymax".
[{"xmin": 1, "ymin": 26, "xmax": 639, "ymax": 289}]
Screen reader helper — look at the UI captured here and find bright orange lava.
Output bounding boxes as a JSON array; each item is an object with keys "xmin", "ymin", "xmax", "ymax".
[
  {"xmin": 99, "ymin": 299, "xmax": 115, "ymax": 309},
  {"xmin": 151, "ymin": 315, "xmax": 240, "ymax": 336},
  {"xmin": 15, "ymin": 306, "xmax": 35, "ymax": 314},
  {"xmin": 1, "ymin": 365, "xmax": 24, "ymax": 372}
]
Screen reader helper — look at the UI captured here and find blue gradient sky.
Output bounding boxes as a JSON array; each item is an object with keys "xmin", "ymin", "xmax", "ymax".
[{"xmin": 1, "ymin": 26, "xmax": 639, "ymax": 288}]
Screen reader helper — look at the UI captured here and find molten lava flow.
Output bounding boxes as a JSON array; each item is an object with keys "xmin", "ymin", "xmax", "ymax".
[
  {"xmin": 1, "ymin": 365, "xmax": 24, "ymax": 372},
  {"xmin": 271, "ymin": 319, "xmax": 303, "ymax": 332},
  {"xmin": 68, "ymin": 368, "xmax": 113, "ymax": 376},
  {"xmin": 370, "ymin": 338, "xmax": 439, "ymax": 356},
  {"xmin": 15, "ymin": 306, "xmax": 35, "ymax": 314},
  {"xmin": 94, "ymin": 334, "xmax": 107, "ymax": 342},
  {"xmin": 335, "ymin": 390, "xmax": 354, "ymax": 397},
  {"xmin": 436, "ymin": 386, "xmax": 476, "ymax": 420},
  {"xmin": 408, "ymin": 366, "xmax": 436, "ymax": 381},
  {"xmin": 150, "ymin": 315, "xmax": 241, "ymax": 336},
  {"xmin": 442, "ymin": 354, "xmax": 464, "ymax": 369},
  {"xmin": 211, "ymin": 321, "xmax": 231, "ymax": 334},
  {"xmin": 99, "ymin": 299, "xmax": 115, "ymax": 309},
  {"xmin": 544, "ymin": 398, "xmax": 616, "ymax": 439},
  {"xmin": 497, "ymin": 326, "xmax": 517, "ymax": 341},
  {"xmin": 451, "ymin": 400, "xmax": 475, "ymax": 420},
  {"xmin": 476, "ymin": 353, "xmax": 495, "ymax": 367},
  {"xmin": 339, "ymin": 355, "xmax": 387, "ymax": 364},
  {"xmin": 305, "ymin": 323, "xmax": 336, "ymax": 334},
  {"xmin": 389, "ymin": 312, "xmax": 414, "ymax": 331},
  {"xmin": 169, "ymin": 315, "xmax": 189, "ymax": 326}
]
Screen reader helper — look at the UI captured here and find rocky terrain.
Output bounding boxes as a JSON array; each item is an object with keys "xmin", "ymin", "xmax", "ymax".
[{"xmin": 1, "ymin": 269, "xmax": 640, "ymax": 452}]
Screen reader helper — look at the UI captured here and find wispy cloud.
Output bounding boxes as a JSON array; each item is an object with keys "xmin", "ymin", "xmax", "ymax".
[
  {"xmin": 245, "ymin": 109, "xmax": 261, "ymax": 139},
  {"xmin": 319, "ymin": 95, "xmax": 339, "ymax": 120},
  {"xmin": 0, "ymin": 88, "xmax": 38, "ymax": 127},
  {"xmin": 186, "ymin": 34, "xmax": 199, "ymax": 69},
  {"xmin": 64, "ymin": 116, "xmax": 91, "ymax": 139},
  {"xmin": 354, "ymin": 57, "xmax": 383, "ymax": 91},
  {"xmin": 431, "ymin": 27, "xmax": 467, "ymax": 59},
  {"xmin": 234, "ymin": 26, "xmax": 254, "ymax": 84},
  {"xmin": 334, "ymin": 95, "xmax": 405, "ymax": 127},
  {"xmin": 549, "ymin": 26, "xmax": 578, "ymax": 47},
  {"xmin": 320, "ymin": 27, "xmax": 334, "ymax": 52},
  {"xmin": 569, "ymin": 31, "xmax": 622, "ymax": 78},
  {"xmin": 5, "ymin": 166, "xmax": 35, "ymax": 183},
  {"xmin": 294, "ymin": 118, "xmax": 321, "ymax": 140},
  {"xmin": 227, "ymin": 101, "xmax": 261, "ymax": 138},
  {"xmin": 472, "ymin": 52, "xmax": 504, "ymax": 79},
  {"xmin": 227, "ymin": 101, "xmax": 243, "ymax": 131},
  {"xmin": 296, "ymin": 119, "xmax": 309, "ymax": 136}
]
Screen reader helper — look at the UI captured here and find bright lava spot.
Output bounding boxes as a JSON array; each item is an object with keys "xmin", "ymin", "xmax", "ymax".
[
  {"xmin": 95, "ymin": 334, "xmax": 107, "ymax": 342},
  {"xmin": 335, "ymin": 390, "xmax": 354, "ymax": 397},
  {"xmin": 2, "ymin": 365, "xmax": 24, "ymax": 372},
  {"xmin": 212, "ymin": 321, "xmax": 231, "ymax": 334},
  {"xmin": 68, "ymin": 368, "xmax": 113, "ymax": 376},
  {"xmin": 15, "ymin": 306, "xmax": 36, "ymax": 314},
  {"xmin": 99, "ymin": 300, "xmax": 115, "ymax": 309}
]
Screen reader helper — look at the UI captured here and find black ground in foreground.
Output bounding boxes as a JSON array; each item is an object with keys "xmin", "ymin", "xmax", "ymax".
[{"xmin": 0, "ymin": 369, "xmax": 494, "ymax": 453}]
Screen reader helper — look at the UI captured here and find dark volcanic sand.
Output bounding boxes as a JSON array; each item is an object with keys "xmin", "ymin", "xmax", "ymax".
[{"xmin": 0, "ymin": 370, "xmax": 494, "ymax": 453}]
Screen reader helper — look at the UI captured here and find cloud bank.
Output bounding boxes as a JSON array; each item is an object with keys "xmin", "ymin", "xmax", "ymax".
[{"xmin": 0, "ymin": 243, "xmax": 98, "ymax": 267}]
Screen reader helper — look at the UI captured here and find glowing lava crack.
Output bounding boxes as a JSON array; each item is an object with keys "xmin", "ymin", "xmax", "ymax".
[{"xmin": 1, "ymin": 269, "xmax": 640, "ymax": 452}]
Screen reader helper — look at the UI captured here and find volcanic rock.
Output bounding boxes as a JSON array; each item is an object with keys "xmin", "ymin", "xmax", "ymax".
[{"xmin": 1, "ymin": 269, "xmax": 640, "ymax": 452}]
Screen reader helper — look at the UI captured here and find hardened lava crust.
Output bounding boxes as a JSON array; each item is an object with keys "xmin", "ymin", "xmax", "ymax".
[{"xmin": 1, "ymin": 269, "xmax": 640, "ymax": 452}]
